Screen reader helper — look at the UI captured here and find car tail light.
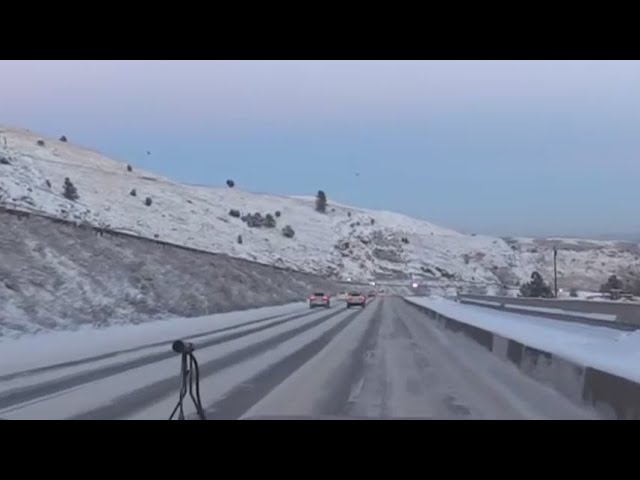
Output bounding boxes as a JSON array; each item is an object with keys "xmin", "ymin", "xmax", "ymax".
[
  {"xmin": 309, "ymin": 295, "xmax": 315, "ymax": 300},
  {"xmin": 323, "ymin": 296, "xmax": 328, "ymax": 300}
]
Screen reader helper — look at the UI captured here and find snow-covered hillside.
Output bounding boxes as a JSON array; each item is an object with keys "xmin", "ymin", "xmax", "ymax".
[{"xmin": 2, "ymin": 125, "xmax": 639, "ymax": 291}]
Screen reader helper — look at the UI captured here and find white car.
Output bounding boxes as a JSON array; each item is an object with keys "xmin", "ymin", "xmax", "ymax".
[
  {"xmin": 309, "ymin": 292, "xmax": 330, "ymax": 309},
  {"xmin": 346, "ymin": 292, "xmax": 366, "ymax": 308}
]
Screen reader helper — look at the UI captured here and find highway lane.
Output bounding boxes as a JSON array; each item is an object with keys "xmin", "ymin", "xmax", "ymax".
[
  {"xmin": 0, "ymin": 297, "xmax": 600, "ymax": 419},
  {"xmin": 243, "ymin": 296, "xmax": 600, "ymax": 419}
]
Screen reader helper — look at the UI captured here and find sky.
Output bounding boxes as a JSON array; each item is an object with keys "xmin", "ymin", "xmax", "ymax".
[{"xmin": 1, "ymin": 60, "xmax": 639, "ymax": 238}]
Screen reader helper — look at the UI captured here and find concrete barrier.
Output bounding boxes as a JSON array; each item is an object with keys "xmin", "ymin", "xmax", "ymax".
[
  {"xmin": 458, "ymin": 294, "xmax": 640, "ymax": 331},
  {"xmin": 404, "ymin": 298, "xmax": 640, "ymax": 420}
]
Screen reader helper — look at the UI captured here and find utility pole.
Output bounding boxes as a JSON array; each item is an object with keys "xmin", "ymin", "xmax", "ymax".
[{"xmin": 553, "ymin": 246, "xmax": 558, "ymax": 298}]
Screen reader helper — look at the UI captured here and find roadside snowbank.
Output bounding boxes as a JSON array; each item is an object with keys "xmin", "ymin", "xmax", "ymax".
[{"xmin": 405, "ymin": 296, "xmax": 640, "ymax": 383}]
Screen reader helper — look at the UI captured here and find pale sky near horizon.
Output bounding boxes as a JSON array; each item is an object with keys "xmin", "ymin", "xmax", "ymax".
[{"xmin": 1, "ymin": 60, "xmax": 639, "ymax": 237}]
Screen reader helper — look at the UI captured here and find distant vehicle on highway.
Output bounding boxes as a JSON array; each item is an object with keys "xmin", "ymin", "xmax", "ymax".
[
  {"xmin": 367, "ymin": 290, "xmax": 377, "ymax": 298},
  {"xmin": 336, "ymin": 291, "xmax": 349, "ymax": 300},
  {"xmin": 346, "ymin": 292, "xmax": 366, "ymax": 308},
  {"xmin": 309, "ymin": 292, "xmax": 330, "ymax": 309}
]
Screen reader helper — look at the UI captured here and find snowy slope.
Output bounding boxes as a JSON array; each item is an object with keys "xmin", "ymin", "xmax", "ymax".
[
  {"xmin": 2, "ymin": 124, "xmax": 639, "ymax": 289},
  {"xmin": 0, "ymin": 207, "xmax": 338, "ymax": 337}
]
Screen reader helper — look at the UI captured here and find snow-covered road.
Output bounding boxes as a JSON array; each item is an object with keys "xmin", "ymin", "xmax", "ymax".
[{"xmin": 0, "ymin": 297, "xmax": 600, "ymax": 419}]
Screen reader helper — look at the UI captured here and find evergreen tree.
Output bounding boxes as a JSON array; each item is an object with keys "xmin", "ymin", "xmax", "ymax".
[
  {"xmin": 63, "ymin": 177, "xmax": 79, "ymax": 201},
  {"xmin": 282, "ymin": 225, "xmax": 295, "ymax": 238},
  {"xmin": 519, "ymin": 271, "xmax": 553, "ymax": 298},
  {"xmin": 315, "ymin": 190, "xmax": 327, "ymax": 213},
  {"xmin": 600, "ymin": 275, "xmax": 623, "ymax": 293},
  {"xmin": 265, "ymin": 213, "xmax": 277, "ymax": 228}
]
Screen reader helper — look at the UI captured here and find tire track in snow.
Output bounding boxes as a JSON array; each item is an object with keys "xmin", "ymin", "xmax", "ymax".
[
  {"xmin": 69, "ymin": 307, "xmax": 349, "ymax": 419},
  {"xmin": 203, "ymin": 307, "xmax": 366, "ymax": 419},
  {"xmin": 0, "ymin": 308, "xmax": 308, "ymax": 382},
  {"xmin": 386, "ymin": 299, "xmax": 470, "ymax": 418},
  {"xmin": 323, "ymin": 299, "xmax": 385, "ymax": 416},
  {"xmin": 339, "ymin": 297, "xmax": 398, "ymax": 418},
  {"xmin": 0, "ymin": 307, "xmax": 321, "ymax": 411}
]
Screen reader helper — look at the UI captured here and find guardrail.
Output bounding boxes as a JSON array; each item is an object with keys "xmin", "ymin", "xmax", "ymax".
[
  {"xmin": 403, "ymin": 297, "xmax": 640, "ymax": 420},
  {"xmin": 457, "ymin": 294, "xmax": 640, "ymax": 331}
]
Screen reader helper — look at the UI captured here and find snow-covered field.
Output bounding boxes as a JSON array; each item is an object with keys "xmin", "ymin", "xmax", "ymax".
[
  {"xmin": 405, "ymin": 296, "xmax": 640, "ymax": 384},
  {"xmin": 2, "ymin": 124, "xmax": 639, "ymax": 292},
  {"xmin": 0, "ymin": 297, "xmax": 598, "ymax": 420}
]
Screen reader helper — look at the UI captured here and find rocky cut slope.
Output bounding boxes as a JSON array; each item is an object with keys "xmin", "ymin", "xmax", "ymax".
[
  {"xmin": 0, "ymin": 208, "xmax": 338, "ymax": 337},
  {"xmin": 1, "ymin": 125, "xmax": 639, "ymax": 294}
]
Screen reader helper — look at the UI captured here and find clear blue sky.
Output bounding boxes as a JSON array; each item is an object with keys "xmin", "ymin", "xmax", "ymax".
[{"xmin": 1, "ymin": 60, "xmax": 639, "ymax": 237}]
